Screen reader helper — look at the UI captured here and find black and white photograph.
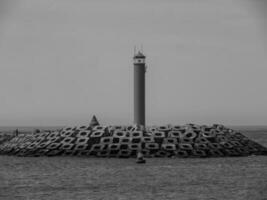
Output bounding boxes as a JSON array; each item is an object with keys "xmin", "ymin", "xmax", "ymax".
[{"xmin": 0, "ymin": 0, "xmax": 266, "ymax": 199}]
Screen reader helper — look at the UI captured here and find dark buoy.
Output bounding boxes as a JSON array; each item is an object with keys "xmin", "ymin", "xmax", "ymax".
[
  {"xmin": 136, "ymin": 151, "xmax": 146, "ymax": 164},
  {"xmin": 14, "ymin": 129, "xmax": 19, "ymax": 136}
]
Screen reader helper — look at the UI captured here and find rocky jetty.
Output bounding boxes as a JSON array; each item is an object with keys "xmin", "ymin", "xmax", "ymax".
[{"xmin": 0, "ymin": 124, "xmax": 266, "ymax": 158}]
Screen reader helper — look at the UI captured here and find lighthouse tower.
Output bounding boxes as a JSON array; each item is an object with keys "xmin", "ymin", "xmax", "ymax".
[{"xmin": 133, "ymin": 51, "xmax": 146, "ymax": 127}]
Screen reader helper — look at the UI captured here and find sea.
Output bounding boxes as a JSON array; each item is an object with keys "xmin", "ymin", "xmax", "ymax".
[{"xmin": 0, "ymin": 126, "xmax": 266, "ymax": 200}]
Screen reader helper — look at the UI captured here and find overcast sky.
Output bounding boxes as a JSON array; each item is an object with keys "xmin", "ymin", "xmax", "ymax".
[{"xmin": 0, "ymin": 0, "xmax": 266, "ymax": 126}]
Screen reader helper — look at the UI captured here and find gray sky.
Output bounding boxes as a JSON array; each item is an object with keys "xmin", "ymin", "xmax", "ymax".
[{"xmin": 0, "ymin": 0, "xmax": 266, "ymax": 126}]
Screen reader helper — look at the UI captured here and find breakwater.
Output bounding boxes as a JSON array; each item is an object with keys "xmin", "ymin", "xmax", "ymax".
[{"xmin": 0, "ymin": 124, "xmax": 266, "ymax": 158}]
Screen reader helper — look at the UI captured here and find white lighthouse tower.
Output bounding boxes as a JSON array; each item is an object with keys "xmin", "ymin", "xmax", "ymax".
[{"xmin": 133, "ymin": 51, "xmax": 146, "ymax": 127}]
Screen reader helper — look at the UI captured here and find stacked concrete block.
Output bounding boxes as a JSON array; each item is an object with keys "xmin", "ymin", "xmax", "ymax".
[{"xmin": 0, "ymin": 124, "xmax": 266, "ymax": 158}]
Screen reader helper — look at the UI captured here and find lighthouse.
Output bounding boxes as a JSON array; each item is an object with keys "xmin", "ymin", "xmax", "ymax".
[{"xmin": 133, "ymin": 51, "xmax": 146, "ymax": 127}]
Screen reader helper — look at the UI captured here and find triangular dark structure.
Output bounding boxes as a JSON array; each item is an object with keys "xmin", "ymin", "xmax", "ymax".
[{"xmin": 90, "ymin": 115, "xmax": 99, "ymax": 127}]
